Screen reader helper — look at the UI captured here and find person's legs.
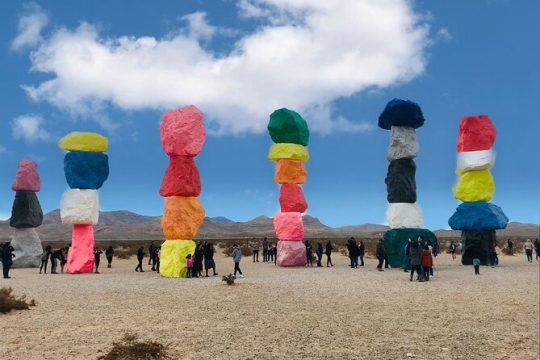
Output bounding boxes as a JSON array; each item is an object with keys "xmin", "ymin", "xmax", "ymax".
[
  {"xmin": 474, "ymin": 265, "xmax": 480, "ymax": 275},
  {"xmin": 350, "ymin": 256, "xmax": 354, "ymax": 268},
  {"xmin": 526, "ymin": 250, "xmax": 533, "ymax": 262},
  {"xmin": 107, "ymin": 256, "xmax": 112, "ymax": 268},
  {"xmin": 39, "ymin": 260, "xmax": 45, "ymax": 274},
  {"xmin": 360, "ymin": 255, "xmax": 364, "ymax": 266},
  {"xmin": 423, "ymin": 266, "xmax": 430, "ymax": 281},
  {"xmin": 3, "ymin": 263, "xmax": 10, "ymax": 278},
  {"xmin": 95, "ymin": 259, "xmax": 100, "ymax": 273},
  {"xmin": 377, "ymin": 257, "xmax": 383, "ymax": 270}
]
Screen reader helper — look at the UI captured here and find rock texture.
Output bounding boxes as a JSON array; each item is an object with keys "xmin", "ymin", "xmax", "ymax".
[
  {"xmin": 461, "ymin": 229, "xmax": 495, "ymax": 266},
  {"xmin": 11, "ymin": 228, "xmax": 42, "ymax": 268},
  {"xmin": 385, "ymin": 159, "xmax": 417, "ymax": 203},
  {"xmin": 378, "ymin": 98, "xmax": 425, "ymax": 130},
  {"xmin": 267, "ymin": 108, "xmax": 310, "ymax": 146},
  {"xmin": 11, "ymin": 159, "xmax": 41, "ymax": 192},
  {"xmin": 10, "ymin": 190, "xmax": 43, "ymax": 228},
  {"xmin": 161, "ymin": 196, "xmax": 205, "ymax": 239},
  {"xmin": 268, "ymin": 143, "xmax": 309, "ymax": 162},
  {"xmin": 58, "ymin": 132, "xmax": 109, "ymax": 152},
  {"xmin": 279, "ymin": 184, "xmax": 307, "ymax": 213},
  {"xmin": 383, "ymin": 228, "xmax": 438, "ymax": 268},
  {"xmin": 453, "ymin": 169, "xmax": 495, "ymax": 202},
  {"xmin": 449, "ymin": 202, "xmax": 508, "ymax": 230},
  {"xmin": 160, "ymin": 156, "xmax": 201, "ymax": 197},
  {"xmin": 273, "ymin": 212, "xmax": 304, "ymax": 241},
  {"xmin": 386, "ymin": 203, "xmax": 424, "ymax": 229},
  {"xmin": 159, "ymin": 240, "xmax": 196, "ymax": 278},
  {"xmin": 274, "ymin": 159, "xmax": 307, "ymax": 184},
  {"xmin": 64, "ymin": 152, "xmax": 109, "ymax": 190},
  {"xmin": 60, "ymin": 189, "xmax": 99, "ymax": 225},
  {"xmin": 387, "ymin": 126, "xmax": 418, "ymax": 160},
  {"xmin": 66, "ymin": 224, "xmax": 95, "ymax": 274},
  {"xmin": 456, "ymin": 150, "xmax": 495, "ymax": 173},
  {"xmin": 160, "ymin": 105, "xmax": 205, "ymax": 157},
  {"xmin": 457, "ymin": 115, "xmax": 496, "ymax": 152},
  {"xmin": 276, "ymin": 240, "xmax": 307, "ymax": 266}
]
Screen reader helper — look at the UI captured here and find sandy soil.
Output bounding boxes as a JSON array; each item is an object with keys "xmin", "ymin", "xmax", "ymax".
[{"xmin": 0, "ymin": 251, "xmax": 538, "ymax": 360}]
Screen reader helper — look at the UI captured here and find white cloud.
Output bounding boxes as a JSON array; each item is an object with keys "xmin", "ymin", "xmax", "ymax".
[
  {"xmin": 11, "ymin": 2, "xmax": 48, "ymax": 51},
  {"xmin": 11, "ymin": 114, "xmax": 52, "ymax": 142},
  {"xmin": 436, "ymin": 28, "xmax": 452, "ymax": 41},
  {"xmin": 22, "ymin": 0, "xmax": 430, "ymax": 135}
]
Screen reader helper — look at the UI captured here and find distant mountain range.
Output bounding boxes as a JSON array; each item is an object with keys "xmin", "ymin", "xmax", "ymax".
[{"xmin": 0, "ymin": 210, "xmax": 538, "ymax": 241}]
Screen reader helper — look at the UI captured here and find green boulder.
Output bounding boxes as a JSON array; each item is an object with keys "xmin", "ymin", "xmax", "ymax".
[
  {"xmin": 268, "ymin": 108, "xmax": 309, "ymax": 146},
  {"xmin": 383, "ymin": 228, "xmax": 438, "ymax": 268}
]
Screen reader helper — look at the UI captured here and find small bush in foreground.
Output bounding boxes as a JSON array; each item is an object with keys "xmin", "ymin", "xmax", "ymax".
[
  {"xmin": 0, "ymin": 287, "xmax": 36, "ymax": 314},
  {"xmin": 222, "ymin": 274, "xmax": 236, "ymax": 285},
  {"xmin": 98, "ymin": 333, "xmax": 170, "ymax": 360}
]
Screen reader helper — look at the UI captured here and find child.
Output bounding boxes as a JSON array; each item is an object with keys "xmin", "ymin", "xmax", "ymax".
[
  {"xmin": 186, "ymin": 254, "xmax": 193, "ymax": 278},
  {"xmin": 420, "ymin": 245, "xmax": 433, "ymax": 281},
  {"xmin": 473, "ymin": 258, "xmax": 480, "ymax": 275}
]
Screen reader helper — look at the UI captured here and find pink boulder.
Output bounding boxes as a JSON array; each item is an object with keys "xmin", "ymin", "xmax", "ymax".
[
  {"xmin": 160, "ymin": 156, "xmax": 201, "ymax": 197},
  {"xmin": 279, "ymin": 184, "xmax": 307, "ymax": 213},
  {"xmin": 160, "ymin": 105, "xmax": 205, "ymax": 156},
  {"xmin": 273, "ymin": 212, "xmax": 304, "ymax": 241},
  {"xmin": 457, "ymin": 115, "xmax": 496, "ymax": 152},
  {"xmin": 66, "ymin": 224, "xmax": 95, "ymax": 274},
  {"xmin": 11, "ymin": 159, "xmax": 40, "ymax": 192},
  {"xmin": 277, "ymin": 240, "xmax": 307, "ymax": 266}
]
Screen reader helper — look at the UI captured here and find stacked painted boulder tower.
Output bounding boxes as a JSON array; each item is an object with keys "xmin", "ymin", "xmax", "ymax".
[
  {"xmin": 267, "ymin": 108, "xmax": 309, "ymax": 266},
  {"xmin": 449, "ymin": 115, "xmax": 508, "ymax": 265},
  {"xmin": 379, "ymin": 99, "xmax": 438, "ymax": 268},
  {"xmin": 58, "ymin": 132, "xmax": 109, "ymax": 274},
  {"xmin": 9, "ymin": 159, "xmax": 44, "ymax": 267},
  {"xmin": 159, "ymin": 105, "xmax": 205, "ymax": 278}
]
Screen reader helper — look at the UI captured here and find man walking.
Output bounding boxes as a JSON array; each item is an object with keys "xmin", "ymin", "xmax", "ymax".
[
  {"xmin": 232, "ymin": 244, "xmax": 244, "ymax": 277},
  {"xmin": 135, "ymin": 246, "xmax": 145, "ymax": 272},
  {"xmin": 376, "ymin": 238, "xmax": 386, "ymax": 271}
]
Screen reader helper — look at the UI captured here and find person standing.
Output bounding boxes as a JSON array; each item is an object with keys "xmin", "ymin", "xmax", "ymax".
[
  {"xmin": 195, "ymin": 242, "xmax": 205, "ymax": 277},
  {"xmin": 268, "ymin": 243, "xmax": 274, "ymax": 263},
  {"xmin": 325, "ymin": 241, "xmax": 334, "ymax": 267},
  {"xmin": 507, "ymin": 239, "xmax": 513, "ymax": 255},
  {"xmin": 151, "ymin": 246, "xmax": 160, "ymax": 271},
  {"xmin": 250, "ymin": 239, "xmax": 260, "ymax": 262},
  {"xmin": 155, "ymin": 247, "xmax": 161, "ymax": 273},
  {"xmin": 488, "ymin": 242, "xmax": 498, "ymax": 267},
  {"xmin": 409, "ymin": 239, "xmax": 422, "ymax": 281},
  {"xmin": 524, "ymin": 239, "xmax": 534, "ymax": 262},
  {"xmin": 148, "ymin": 241, "xmax": 155, "ymax": 266},
  {"xmin": 449, "ymin": 240, "xmax": 457, "ymax": 260},
  {"xmin": 262, "ymin": 237, "xmax": 269, "ymax": 262},
  {"xmin": 473, "ymin": 257, "xmax": 481, "ymax": 275},
  {"xmin": 1, "ymin": 242, "xmax": 16, "ymax": 279},
  {"xmin": 305, "ymin": 240, "xmax": 313, "ymax": 267},
  {"xmin": 105, "ymin": 245, "xmax": 114, "ymax": 268},
  {"xmin": 135, "ymin": 246, "xmax": 145, "ymax": 272},
  {"xmin": 403, "ymin": 239, "xmax": 412, "ymax": 272},
  {"xmin": 94, "ymin": 247, "xmax": 102, "ymax": 274},
  {"xmin": 347, "ymin": 237, "xmax": 358, "ymax": 268},
  {"xmin": 316, "ymin": 242, "xmax": 323, "ymax": 267},
  {"xmin": 273, "ymin": 244, "xmax": 277, "ymax": 265},
  {"xmin": 39, "ymin": 245, "xmax": 51, "ymax": 274},
  {"xmin": 535, "ymin": 238, "xmax": 540, "ymax": 261},
  {"xmin": 232, "ymin": 244, "xmax": 244, "ymax": 277},
  {"xmin": 204, "ymin": 242, "xmax": 218, "ymax": 277},
  {"xmin": 376, "ymin": 239, "xmax": 386, "ymax": 271},
  {"xmin": 59, "ymin": 247, "xmax": 67, "ymax": 273},
  {"xmin": 358, "ymin": 241, "xmax": 365, "ymax": 267},
  {"xmin": 186, "ymin": 254, "xmax": 193, "ymax": 278},
  {"xmin": 420, "ymin": 245, "xmax": 433, "ymax": 281},
  {"xmin": 50, "ymin": 248, "xmax": 59, "ymax": 274}
]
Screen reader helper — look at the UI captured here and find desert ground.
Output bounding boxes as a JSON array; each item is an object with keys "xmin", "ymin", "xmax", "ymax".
[{"xmin": 0, "ymin": 251, "xmax": 538, "ymax": 360}]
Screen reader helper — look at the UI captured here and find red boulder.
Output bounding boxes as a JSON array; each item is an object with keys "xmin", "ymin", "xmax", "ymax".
[
  {"xmin": 12, "ymin": 159, "xmax": 40, "ymax": 192},
  {"xmin": 160, "ymin": 105, "xmax": 205, "ymax": 157},
  {"xmin": 457, "ymin": 115, "xmax": 496, "ymax": 152},
  {"xmin": 160, "ymin": 156, "xmax": 201, "ymax": 197},
  {"xmin": 279, "ymin": 184, "xmax": 307, "ymax": 212}
]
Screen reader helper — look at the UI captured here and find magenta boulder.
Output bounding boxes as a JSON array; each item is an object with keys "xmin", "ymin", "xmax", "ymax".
[
  {"xmin": 12, "ymin": 159, "xmax": 40, "ymax": 192},
  {"xmin": 277, "ymin": 241, "xmax": 307, "ymax": 266},
  {"xmin": 273, "ymin": 212, "xmax": 304, "ymax": 241},
  {"xmin": 160, "ymin": 105, "xmax": 206, "ymax": 157}
]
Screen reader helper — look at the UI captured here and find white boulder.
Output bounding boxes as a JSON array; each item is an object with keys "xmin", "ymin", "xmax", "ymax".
[
  {"xmin": 11, "ymin": 228, "xmax": 42, "ymax": 268},
  {"xmin": 386, "ymin": 203, "xmax": 424, "ymax": 229},
  {"xmin": 387, "ymin": 126, "xmax": 418, "ymax": 161},
  {"xmin": 456, "ymin": 149, "xmax": 495, "ymax": 173},
  {"xmin": 60, "ymin": 189, "xmax": 99, "ymax": 225}
]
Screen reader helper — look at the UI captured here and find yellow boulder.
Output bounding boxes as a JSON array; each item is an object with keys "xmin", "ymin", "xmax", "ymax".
[
  {"xmin": 161, "ymin": 196, "xmax": 205, "ymax": 239},
  {"xmin": 453, "ymin": 169, "xmax": 495, "ymax": 202},
  {"xmin": 58, "ymin": 132, "xmax": 109, "ymax": 152},
  {"xmin": 160, "ymin": 240, "xmax": 196, "ymax": 278},
  {"xmin": 268, "ymin": 143, "xmax": 309, "ymax": 162}
]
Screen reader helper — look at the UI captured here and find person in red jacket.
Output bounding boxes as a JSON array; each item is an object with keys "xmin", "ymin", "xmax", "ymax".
[{"xmin": 420, "ymin": 245, "xmax": 433, "ymax": 281}]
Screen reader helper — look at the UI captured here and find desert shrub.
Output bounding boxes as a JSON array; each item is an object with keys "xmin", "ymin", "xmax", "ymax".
[
  {"xmin": 98, "ymin": 332, "xmax": 170, "ymax": 360},
  {"xmin": 217, "ymin": 242, "xmax": 226, "ymax": 249},
  {"xmin": 222, "ymin": 244, "xmax": 252, "ymax": 257},
  {"xmin": 0, "ymin": 287, "xmax": 36, "ymax": 314},
  {"xmin": 115, "ymin": 249, "xmax": 132, "ymax": 260},
  {"xmin": 222, "ymin": 274, "xmax": 236, "ymax": 285}
]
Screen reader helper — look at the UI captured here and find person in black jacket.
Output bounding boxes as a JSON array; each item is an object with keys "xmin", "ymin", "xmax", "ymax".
[
  {"xmin": 305, "ymin": 240, "xmax": 313, "ymax": 267},
  {"xmin": 148, "ymin": 241, "xmax": 155, "ymax": 266},
  {"xmin": 50, "ymin": 248, "xmax": 61, "ymax": 274},
  {"xmin": 204, "ymin": 242, "xmax": 218, "ymax": 277},
  {"xmin": 1, "ymin": 242, "xmax": 16, "ymax": 279},
  {"xmin": 94, "ymin": 248, "xmax": 102, "ymax": 274},
  {"xmin": 325, "ymin": 241, "xmax": 334, "ymax": 267},
  {"xmin": 135, "ymin": 246, "xmax": 145, "ymax": 272},
  {"xmin": 347, "ymin": 237, "xmax": 359, "ymax": 268},
  {"xmin": 358, "ymin": 241, "xmax": 365, "ymax": 267},
  {"xmin": 105, "ymin": 246, "xmax": 114, "ymax": 268},
  {"xmin": 376, "ymin": 238, "xmax": 386, "ymax": 271},
  {"xmin": 316, "ymin": 242, "xmax": 323, "ymax": 267}
]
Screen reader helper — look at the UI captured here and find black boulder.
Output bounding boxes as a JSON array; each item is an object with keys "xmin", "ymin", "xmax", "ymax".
[
  {"xmin": 385, "ymin": 159, "xmax": 417, "ymax": 203},
  {"xmin": 9, "ymin": 190, "xmax": 43, "ymax": 228}
]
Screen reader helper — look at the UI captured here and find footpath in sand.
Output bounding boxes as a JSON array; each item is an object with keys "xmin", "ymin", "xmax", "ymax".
[{"xmin": 1, "ymin": 252, "xmax": 539, "ymax": 360}]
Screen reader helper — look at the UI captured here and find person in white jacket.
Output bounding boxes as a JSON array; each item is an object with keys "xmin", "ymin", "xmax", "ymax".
[{"xmin": 232, "ymin": 245, "xmax": 244, "ymax": 278}]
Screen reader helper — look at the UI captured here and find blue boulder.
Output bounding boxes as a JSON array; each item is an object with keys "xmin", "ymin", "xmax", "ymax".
[
  {"xmin": 449, "ymin": 202, "xmax": 508, "ymax": 230},
  {"xmin": 64, "ymin": 152, "xmax": 109, "ymax": 189},
  {"xmin": 378, "ymin": 98, "xmax": 425, "ymax": 130}
]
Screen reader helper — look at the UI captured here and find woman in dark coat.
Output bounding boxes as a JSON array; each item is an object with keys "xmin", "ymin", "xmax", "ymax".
[
  {"xmin": 409, "ymin": 238, "xmax": 423, "ymax": 282},
  {"xmin": 325, "ymin": 241, "xmax": 334, "ymax": 267},
  {"xmin": 316, "ymin": 242, "xmax": 323, "ymax": 267},
  {"xmin": 193, "ymin": 242, "xmax": 204, "ymax": 278}
]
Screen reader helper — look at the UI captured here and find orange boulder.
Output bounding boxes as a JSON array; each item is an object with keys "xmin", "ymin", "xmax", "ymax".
[
  {"xmin": 274, "ymin": 159, "xmax": 307, "ymax": 184},
  {"xmin": 161, "ymin": 196, "xmax": 205, "ymax": 239}
]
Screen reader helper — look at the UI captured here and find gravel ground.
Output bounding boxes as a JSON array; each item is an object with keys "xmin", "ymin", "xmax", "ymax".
[{"xmin": 1, "ymin": 252, "xmax": 538, "ymax": 360}]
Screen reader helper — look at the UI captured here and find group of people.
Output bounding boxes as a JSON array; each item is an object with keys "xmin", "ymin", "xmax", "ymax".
[
  {"xmin": 39, "ymin": 245, "xmax": 69, "ymax": 274},
  {"xmin": 402, "ymin": 237, "xmax": 434, "ymax": 281},
  {"xmin": 249, "ymin": 238, "xmax": 278, "ymax": 263},
  {"xmin": 186, "ymin": 241, "xmax": 218, "ymax": 278},
  {"xmin": 134, "ymin": 241, "xmax": 160, "ymax": 273},
  {"xmin": 523, "ymin": 238, "xmax": 540, "ymax": 263}
]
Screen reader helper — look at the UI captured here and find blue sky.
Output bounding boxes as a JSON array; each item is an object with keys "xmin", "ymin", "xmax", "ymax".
[{"xmin": 0, "ymin": 0, "xmax": 539, "ymax": 229}]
